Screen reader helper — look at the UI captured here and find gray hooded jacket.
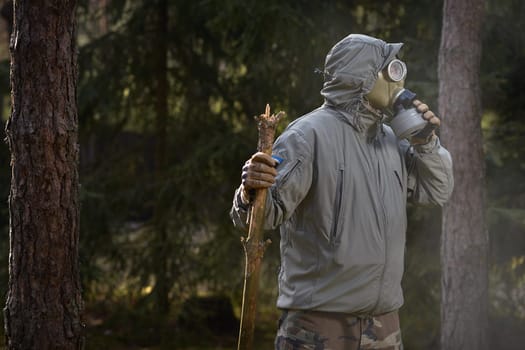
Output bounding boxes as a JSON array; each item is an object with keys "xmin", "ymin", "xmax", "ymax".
[{"xmin": 231, "ymin": 34, "xmax": 454, "ymax": 315}]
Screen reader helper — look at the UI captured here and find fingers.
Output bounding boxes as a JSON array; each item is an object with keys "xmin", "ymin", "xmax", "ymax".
[
  {"xmin": 251, "ymin": 152, "xmax": 277, "ymax": 167},
  {"xmin": 412, "ymin": 99, "xmax": 426, "ymax": 110},
  {"xmin": 423, "ymin": 111, "xmax": 441, "ymax": 127},
  {"xmin": 409, "ymin": 99, "xmax": 441, "ymax": 145},
  {"xmin": 413, "ymin": 99, "xmax": 441, "ymax": 127},
  {"xmin": 241, "ymin": 152, "xmax": 278, "ymax": 190},
  {"xmin": 242, "ymin": 157, "xmax": 277, "ymax": 178}
]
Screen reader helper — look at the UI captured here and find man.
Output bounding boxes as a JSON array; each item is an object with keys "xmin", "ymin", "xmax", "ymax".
[{"xmin": 230, "ymin": 34, "xmax": 453, "ymax": 350}]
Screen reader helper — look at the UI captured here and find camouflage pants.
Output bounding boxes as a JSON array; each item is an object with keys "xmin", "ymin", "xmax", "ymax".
[{"xmin": 275, "ymin": 309, "xmax": 403, "ymax": 350}]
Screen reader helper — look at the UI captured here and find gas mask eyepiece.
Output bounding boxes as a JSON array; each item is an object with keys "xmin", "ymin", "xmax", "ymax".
[
  {"xmin": 384, "ymin": 59, "xmax": 407, "ymax": 82},
  {"xmin": 366, "ymin": 59, "xmax": 407, "ymax": 111}
]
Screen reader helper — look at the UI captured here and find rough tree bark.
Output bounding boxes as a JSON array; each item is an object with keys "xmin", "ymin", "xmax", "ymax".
[
  {"xmin": 4, "ymin": 1, "xmax": 83, "ymax": 349},
  {"xmin": 438, "ymin": 0, "xmax": 488, "ymax": 349}
]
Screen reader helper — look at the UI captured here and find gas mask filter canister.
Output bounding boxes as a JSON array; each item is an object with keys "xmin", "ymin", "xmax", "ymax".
[{"xmin": 390, "ymin": 88, "xmax": 428, "ymax": 139}]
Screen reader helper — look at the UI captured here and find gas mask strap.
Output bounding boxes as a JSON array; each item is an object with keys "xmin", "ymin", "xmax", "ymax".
[
  {"xmin": 362, "ymin": 98, "xmax": 386, "ymax": 122},
  {"xmin": 361, "ymin": 99, "xmax": 388, "ymax": 139}
]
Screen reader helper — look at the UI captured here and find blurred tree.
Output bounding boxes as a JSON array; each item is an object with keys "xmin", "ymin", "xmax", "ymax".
[
  {"xmin": 438, "ymin": 1, "xmax": 488, "ymax": 350},
  {"xmin": 481, "ymin": 2, "xmax": 525, "ymax": 346},
  {"xmin": 151, "ymin": 0, "xmax": 170, "ymax": 315},
  {"xmin": 3, "ymin": 0, "xmax": 83, "ymax": 348}
]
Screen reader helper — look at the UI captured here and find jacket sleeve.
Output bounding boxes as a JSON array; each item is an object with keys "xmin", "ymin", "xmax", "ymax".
[
  {"xmin": 230, "ymin": 128, "xmax": 313, "ymax": 231},
  {"xmin": 400, "ymin": 136, "xmax": 454, "ymax": 206}
]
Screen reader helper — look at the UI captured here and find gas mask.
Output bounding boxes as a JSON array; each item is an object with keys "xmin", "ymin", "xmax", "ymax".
[{"xmin": 366, "ymin": 59, "xmax": 428, "ymax": 139}]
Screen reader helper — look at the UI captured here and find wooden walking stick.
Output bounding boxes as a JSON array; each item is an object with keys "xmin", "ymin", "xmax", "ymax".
[{"xmin": 237, "ymin": 104, "xmax": 284, "ymax": 350}]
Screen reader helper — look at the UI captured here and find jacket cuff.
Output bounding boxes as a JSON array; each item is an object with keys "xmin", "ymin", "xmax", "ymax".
[
  {"xmin": 235, "ymin": 187, "xmax": 250, "ymax": 211},
  {"xmin": 413, "ymin": 134, "xmax": 439, "ymax": 154}
]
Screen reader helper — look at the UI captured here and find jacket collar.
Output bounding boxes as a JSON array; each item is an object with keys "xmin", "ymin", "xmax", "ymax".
[{"xmin": 323, "ymin": 99, "xmax": 385, "ymax": 140}]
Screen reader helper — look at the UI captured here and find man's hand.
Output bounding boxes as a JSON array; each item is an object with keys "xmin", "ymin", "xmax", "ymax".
[
  {"xmin": 240, "ymin": 152, "xmax": 278, "ymax": 204},
  {"xmin": 410, "ymin": 99, "xmax": 440, "ymax": 145}
]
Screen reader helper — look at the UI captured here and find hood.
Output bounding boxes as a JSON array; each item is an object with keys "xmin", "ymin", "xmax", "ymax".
[{"xmin": 320, "ymin": 34, "xmax": 403, "ymax": 132}]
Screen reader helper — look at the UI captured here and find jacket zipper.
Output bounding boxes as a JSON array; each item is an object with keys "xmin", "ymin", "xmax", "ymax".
[
  {"xmin": 279, "ymin": 159, "xmax": 301, "ymax": 187},
  {"xmin": 372, "ymin": 141, "xmax": 389, "ymax": 313},
  {"xmin": 330, "ymin": 165, "xmax": 344, "ymax": 245},
  {"xmin": 394, "ymin": 170, "xmax": 403, "ymax": 191}
]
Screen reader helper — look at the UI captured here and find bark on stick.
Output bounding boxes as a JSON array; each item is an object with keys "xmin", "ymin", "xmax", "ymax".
[{"xmin": 237, "ymin": 104, "xmax": 284, "ymax": 350}]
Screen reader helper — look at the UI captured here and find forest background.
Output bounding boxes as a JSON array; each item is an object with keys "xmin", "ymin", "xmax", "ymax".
[{"xmin": 0, "ymin": 0, "xmax": 524, "ymax": 349}]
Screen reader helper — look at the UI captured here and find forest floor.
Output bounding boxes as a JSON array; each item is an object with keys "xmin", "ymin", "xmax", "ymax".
[
  {"xmin": 0, "ymin": 325, "xmax": 272, "ymax": 349},
  {"xmin": 86, "ymin": 322, "xmax": 275, "ymax": 349},
  {"xmin": 84, "ymin": 303, "xmax": 278, "ymax": 349}
]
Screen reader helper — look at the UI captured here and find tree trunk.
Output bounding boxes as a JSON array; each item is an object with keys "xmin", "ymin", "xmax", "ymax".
[
  {"xmin": 438, "ymin": 0, "xmax": 488, "ymax": 349},
  {"xmin": 4, "ymin": 1, "xmax": 83, "ymax": 349}
]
